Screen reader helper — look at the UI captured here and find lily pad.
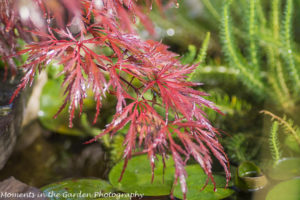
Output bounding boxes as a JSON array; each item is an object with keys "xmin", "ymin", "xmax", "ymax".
[
  {"xmin": 268, "ymin": 158, "xmax": 300, "ymax": 180},
  {"xmin": 109, "ymin": 155, "xmax": 175, "ymax": 196},
  {"xmin": 266, "ymin": 178, "xmax": 300, "ymax": 200},
  {"xmin": 173, "ymin": 165, "xmax": 234, "ymax": 200},
  {"xmin": 41, "ymin": 178, "xmax": 115, "ymax": 200}
]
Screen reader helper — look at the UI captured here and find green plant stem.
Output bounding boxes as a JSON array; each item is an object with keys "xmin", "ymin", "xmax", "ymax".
[
  {"xmin": 266, "ymin": 45, "xmax": 292, "ymax": 109},
  {"xmin": 221, "ymin": 1, "xmax": 264, "ymax": 94},
  {"xmin": 282, "ymin": 0, "xmax": 300, "ymax": 94},
  {"xmin": 202, "ymin": 0, "xmax": 220, "ymax": 21},
  {"xmin": 270, "ymin": 121, "xmax": 280, "ymax": 166},
  {"xmin": 272, "ymin": 0, "xmax": 281, "ymax": 40},
  {"xmin": 262, "ymin": 110, "xmax": 300, "ymax": 145},
  {"xmin": 248, "ymin": 0, "xmax": 259, "ymax": 68},
  {"xmin": 195, "ymin": 32, "xmax": 211, "ymax": 64},
  {"xmin": 256, "ymin": 0, "xmax": 267, "ymax": 26}
]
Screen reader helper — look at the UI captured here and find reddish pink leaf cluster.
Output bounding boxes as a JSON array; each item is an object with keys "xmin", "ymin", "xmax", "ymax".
[
  {"xmin": 0, "ymin": 0, "xmax": 29, "ymax": 76},
  {"xmin": 1, "ymin": 0, "xmax": 230, "ymax": 198}
]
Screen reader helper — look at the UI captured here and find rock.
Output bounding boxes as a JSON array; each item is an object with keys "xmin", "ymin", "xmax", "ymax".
[
  {"xmin": 22, "ymin": 71, "xmax": 47, "ymax": 127},
  {"xmin": 0, "ymin": 177, "xmax": 47, "ymax": 200},
  {"xmin": 0, "ymin": 72, "xmax": 29, "ymax": 170}
]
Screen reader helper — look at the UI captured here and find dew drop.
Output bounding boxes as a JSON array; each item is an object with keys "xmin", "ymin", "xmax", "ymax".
[
  {"xmin": 19, "ymin": 6, "xmax": 30, "ymax": 20},
  {"xmin": 166, "ymin": 28, "xmax": 175, "ymax": 36}
]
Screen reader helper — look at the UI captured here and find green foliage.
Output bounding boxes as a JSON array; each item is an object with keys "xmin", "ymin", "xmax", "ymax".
[
  {"xmin": 220, "ymin": 0, "xmax": 300, "ymax": 111},
  {"xmin": 247, "ymin": 0, "xmax": 259, "ymax": 69},
  {"xmin": 110, "ymin": 135, "xmax": 125, "ymax": 162},
  {"xmin": 224, "ymin": 133, "xmax": 260, "ymax": 164},
  {"xmin": 109, "ymin": 155, "xmax": 175, "ymax": 196},
  {"xmin": 183, "ymin": 39, "xmax": 251, "ymax": 122},
  {"xmin": 151, "ymin": 0, "xmax": 300, "ymax": 113},
  {"xmin": 41, "ymin": 156, "xmax": 233, "ymax": 200},
  {"xmin": 282, "ymin": 0, "xmax": 300, "ymax": 94},
  {"xmin": 269, "ymin": 121, "xmax": 281, "ymax": 166},
  {"xmin": 181, "ymin": 32, "xmax": 210, "ymax": 65},
  {"xmin": 221, "ymin": 0, "xmax": 264, "ymax": 96},
  {"xmin": 187, "ymin": 32, "xmax": 211, "ymax": 80},
  {"xmin": 41, "ymin": 179, "xmax": 116, "ymax": 200},
  {"xmin": 285, "ymin": 134, "xmax": 300, "ymax": 153},
  {"xmin": 173, "ymin": 165, "xmax": 234, "ymax": 200},
  {"xmin": 109, "ymin": 155, "xmax": 233, "ymax": 199},
  {"xmin": 262, "ymin": 110, "xmax": 300, "ymax": 146},
  {"xmin": 195, "ymin": 32, "xmax": 211, "ymax": 64},
  {"xmin": 204, "ymin": 91, "xmax": 251, "ymax": 121},
  {"xmin": 181, "ymin": 45, "xmax": 197, "ymax": 65}
]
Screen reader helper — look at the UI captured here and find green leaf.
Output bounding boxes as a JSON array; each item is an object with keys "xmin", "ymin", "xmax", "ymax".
[
  {"xmin": 181, "ymin": 45, "xmax": 197, "ymax": 64},
  {"xmin": 39, "ymin": 79, "xmax": 84, "ymax": 136},
  {"xmin": 173, "ymin": 165, "xmax": 234, "ymax": 200},
  {"xmin": 109, "ymin": 155, "xmax": 174, "ymax": 196},
  {"xmin": 268, "ymin": 158, "xmax": 300, "ymax": 180},
  {"xmin": 266, "ymin": 178, "xmax": 300, "ymax": 200},
  {"xmin": 41, "ymin": 179, "xmax": 115, "ymax": 200}
]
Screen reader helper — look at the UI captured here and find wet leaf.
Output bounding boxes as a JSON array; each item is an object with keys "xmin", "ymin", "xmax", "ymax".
[
  {"xmin": 109, "ymin": 155, "xmax": 175, "ymax": 196},
  {"xmin": 41, "ymin": 179, "xmax": 114, "ymax": 200},
  {"xmin": 173, "ymin": 165, "xmax": 234, "ymax": 200}
]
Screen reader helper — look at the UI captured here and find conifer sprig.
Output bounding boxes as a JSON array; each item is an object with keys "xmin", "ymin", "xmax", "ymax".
[
  {"xmin": 221, "ymin": 0, "xmax": 264, "ymax": 95},
  {"xmin": 282, "ymin": 0, "xmax": 300, "ymax": 93},
  {"xmin": 269, "ymin": 121, "xmax": 281, "ymax": 166},
  {"xmin": 220, "ymin": 0, "xmax": 300, "ymax": 111}
]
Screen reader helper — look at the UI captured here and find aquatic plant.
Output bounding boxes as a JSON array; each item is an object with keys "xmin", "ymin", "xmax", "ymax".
[
  {"xmin": 261, "ymin": 110, "xmax": 300, "ymax": 156},
  {"xmin": 261, "ymin": 110, "xmax": 300, "ymax": 145},
  {"xmin": 224, "ymin": 133, "xmax": 260, "ymax": 164},
  {"xmin": 269, "ymin": 121, "xmax": 281, "ymax": 166},
  {"xmin": 0, "ymin": 0, "xmax": 231, "ymax": 198},
  {"xmin": 154, "ymin": 0, "xmax": 300, "ymax": 113},
  {"xmin": 181, "ymin": 36, "xmax": 252, "ymax": 122},
  {"xmin": 221, "ymin": 0, "xmax": 300, "ymax": 111}
]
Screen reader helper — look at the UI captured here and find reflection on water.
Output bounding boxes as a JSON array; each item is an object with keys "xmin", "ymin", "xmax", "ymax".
[
  {"xmin": 0, "ymin": 122, "xmax": 109, "ymax": 188},
  {"xmin": 0, "ymin": 104, "xmax": 12, "ymax": 116}
]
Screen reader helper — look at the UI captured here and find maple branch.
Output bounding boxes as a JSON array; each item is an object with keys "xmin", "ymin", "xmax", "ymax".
[{"xmin": 95, "ymin": 63, "xmax": 141, "ymax": 95}]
